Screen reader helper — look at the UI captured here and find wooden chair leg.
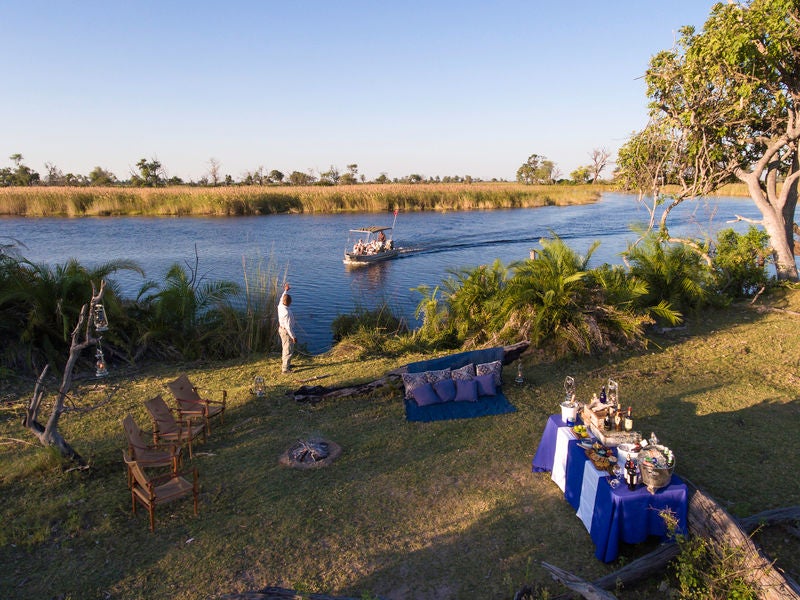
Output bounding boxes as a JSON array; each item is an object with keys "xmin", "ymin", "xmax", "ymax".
[{"xmin": 148, "ymin": 505, "xmax": 155, "ymax": 532}]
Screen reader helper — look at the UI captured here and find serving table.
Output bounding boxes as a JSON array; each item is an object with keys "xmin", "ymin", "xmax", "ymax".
[{"xmin": 532, "ymin": 414, "xmax": 688, "ymax": 562}]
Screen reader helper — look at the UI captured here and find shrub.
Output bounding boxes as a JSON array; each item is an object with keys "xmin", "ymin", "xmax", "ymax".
[{"xmin": 712, "ymin": 227, "xmax": 771, "ymax": 298}]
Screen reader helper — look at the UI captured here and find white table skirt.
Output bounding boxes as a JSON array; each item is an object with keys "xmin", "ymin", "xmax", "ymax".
[
  {"xmin": 551, "ymin": 425, "xmax": 576, "ymax": 492},
  {"xmin": 577, "ymin": 460, "xmax": 609, "ymax": 531}
]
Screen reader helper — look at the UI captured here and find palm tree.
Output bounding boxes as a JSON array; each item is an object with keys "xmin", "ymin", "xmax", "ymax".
[
  {"xmin": 136, "ymin": 262, "xmax": 239, "ymax": 359},
  {"xmin": 624, "ymin": 233, "xmax": 711, "ymax": 317},
  {"xmin": 0, "ymin": 256, "xmax": 142, "ymax": 372}
]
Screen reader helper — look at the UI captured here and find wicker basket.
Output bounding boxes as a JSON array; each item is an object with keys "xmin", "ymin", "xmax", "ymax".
[{"xmin": 637, "ymin": 445, "xmax": 675, "ymax": 493}]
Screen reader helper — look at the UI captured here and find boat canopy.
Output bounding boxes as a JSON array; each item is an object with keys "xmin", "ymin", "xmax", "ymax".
[{"xmin": 349, "ymin": 226, "xmax": 392, "ymax": 234}]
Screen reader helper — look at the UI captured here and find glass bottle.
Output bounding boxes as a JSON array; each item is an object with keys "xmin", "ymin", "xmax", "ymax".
[
  {"xmin": 624, "ymin": 406, "xmax": 633, "ymax": 432},
  {"xmin": 604, "ymin": 406, "xmax": 613, "ymax": 431}
]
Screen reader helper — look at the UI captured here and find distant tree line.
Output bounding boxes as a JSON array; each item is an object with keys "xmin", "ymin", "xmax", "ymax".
[
  {"xmin": 1, "ymin": 149, "xmax": 614, "ymax": 189},
  {"xmin": 0, "ymin": 154, "xmax": 517, "ymax": 188}
]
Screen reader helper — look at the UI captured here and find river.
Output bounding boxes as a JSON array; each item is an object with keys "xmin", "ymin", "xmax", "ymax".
[{"xmin": 0, "ymin": 192, "xmax": 765, "ymax": 353}]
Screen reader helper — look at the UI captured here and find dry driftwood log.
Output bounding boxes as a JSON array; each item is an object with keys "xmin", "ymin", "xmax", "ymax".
[
  {"xmin": 291, "ymin": 341, "xmax": 531, "ymax": 403},
  {"xmin": 540, "ymin": 562, "xmax": 617, "ymax": 600},
  {"xmin": 738, "ymin": 506, "xmax": 800, "ymax": 532},
  {"xmin": 220, "ymin": 587, "xmax": 374, "ymax": 600},
  {"xmin": 687, "ymin": 488, "xmax": 800, "ymax": 600}
]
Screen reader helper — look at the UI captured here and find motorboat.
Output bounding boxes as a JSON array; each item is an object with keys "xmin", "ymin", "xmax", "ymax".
[{"xmin": 343, "ymin": 225, "xmax": 399, "ymax": 265}]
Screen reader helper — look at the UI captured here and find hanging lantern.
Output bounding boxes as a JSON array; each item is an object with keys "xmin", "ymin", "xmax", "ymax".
[
  {"xmin": 93, "ymin": 303, "xmax": 109, "ymax": 332},
  {"xmin": 253, "ymin": 375, "xmax": 266, "ymax": 397},
  {"xmin": 95, "ymin": 342, "xmax": 108, "ymax": 378}
]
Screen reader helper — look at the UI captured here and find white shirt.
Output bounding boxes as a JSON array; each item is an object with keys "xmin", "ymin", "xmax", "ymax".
[{"xmin": 278, "ymin": 291, "xmax": 295, "ymax": 339}]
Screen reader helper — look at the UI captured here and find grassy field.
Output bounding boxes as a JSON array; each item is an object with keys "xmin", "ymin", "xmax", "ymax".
[
  {"xmin": 1, "ymin": 289, "xmax": 799, "ymax": 599},
  {"xmin": 0, "ymin": 183, "xmax": 608, "ymax": 218}
]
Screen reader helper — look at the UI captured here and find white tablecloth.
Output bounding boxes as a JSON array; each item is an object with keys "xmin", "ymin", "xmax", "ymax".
[
  {"xmin": 551, "ymin": 426, "xmax": 576, "ymax": 492},
  {"xmin": 577, "ymin": 460, "xmax": 609, "ymax": 531}
]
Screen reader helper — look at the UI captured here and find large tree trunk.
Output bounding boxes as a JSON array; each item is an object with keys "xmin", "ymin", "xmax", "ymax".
[{"xmin": 740, "ymin": 149, "xmax": 800, "ymax": 281}]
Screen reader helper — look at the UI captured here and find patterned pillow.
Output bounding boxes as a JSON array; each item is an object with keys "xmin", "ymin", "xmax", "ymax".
[
  {"xmin": 402, "ymin": 372, "xmax": 429, "ymax": 400},
  {"xmin": 475, "ymin": 373, "xmax": 497, "ymax": 397},
  {"xmin": 476, "ymin": 360, "xmax": 502, "ymax": 387},
  {"xmin": 424, "ymin": 368, "xmax": 451, "ymax": 385},
  {"xmin": 451, "ymin": 363, "xmax": 475, "ymax": 381}
]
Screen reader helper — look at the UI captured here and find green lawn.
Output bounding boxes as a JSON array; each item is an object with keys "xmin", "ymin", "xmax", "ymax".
[{"xmin": 1, "ymin": 290, "xmax": 799, "ymax": 599}]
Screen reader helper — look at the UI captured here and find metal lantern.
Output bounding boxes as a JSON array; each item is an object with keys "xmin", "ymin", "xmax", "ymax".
[
  {"xmin": 253, "ymin": 375, "xmax": 266, "ymax": 397},
  {"xmin": 93, "ymin": 303, "xmax": 109, "ymax": 332},
  {"xmin": 95, "ymin": 341, "xmax": 108, "ymax": 378},
  {"xmin": 607, "ymin": 378, "xmax": 619, "ymax": 408},
  {"xmin": 564, "ymin": 376, "xmax": 576, "ymax": 403},
  {"xmin": 515, "ymin": 360, "xmax": 524, "ymax": 384}
]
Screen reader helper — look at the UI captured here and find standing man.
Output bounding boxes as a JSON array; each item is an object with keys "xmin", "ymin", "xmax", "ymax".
[{"xmin": 277, "ymin": 282, "xmax": 296, "ymax": 373}]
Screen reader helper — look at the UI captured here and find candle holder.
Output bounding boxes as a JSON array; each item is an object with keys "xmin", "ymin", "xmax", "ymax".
[
  {"xmin": 95, "ymin": 341, "xmax": 108, "ymax": 378},
  {"xmin": 514, "ymin": 360, "xmax": 524, "ymax": 384},
  {"xmin": 253, "ymin": 375, "xmax": 266, "ymax": 398}
]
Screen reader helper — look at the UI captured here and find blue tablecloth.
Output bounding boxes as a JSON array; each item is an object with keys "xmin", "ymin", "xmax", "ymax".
[{"xmin": 532, "ymin": 414, "xmax": 689, "ymax": 562}]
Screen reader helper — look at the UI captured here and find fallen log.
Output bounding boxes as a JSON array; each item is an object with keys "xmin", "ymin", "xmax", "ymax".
[
  {"xmin": 548, "ymin": 543, "xmax": 679, "ymax": 600},
  {"xmin": 540, "ymin": 562, "xmax": 618, "ymax": 600},
  {"xmin": 738, "ymin": 506, "xmax": 800, "ymax": 532},
  {"xmin": 220, "ymin": 587, "xmax": 373, "ymax": 600},
  {"xmin": 289, "ymin": 377, "xmax": 392, "ymax": 403},
  {"xmin": 687, "ymin": 487, "xmax": 800, "ymax": 600}
]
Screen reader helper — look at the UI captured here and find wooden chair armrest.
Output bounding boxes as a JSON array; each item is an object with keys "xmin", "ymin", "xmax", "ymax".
[{"xmin": 193, "ymin": 387, "xmax": 228, "ymax": 402}]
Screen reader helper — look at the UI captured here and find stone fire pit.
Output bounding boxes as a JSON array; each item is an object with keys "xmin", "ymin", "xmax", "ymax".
[{"xmin": 279, "ymin": 437, "xmax": 342, "ymax": 469}]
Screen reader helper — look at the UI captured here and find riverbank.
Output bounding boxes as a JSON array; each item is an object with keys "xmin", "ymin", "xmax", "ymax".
[
  {"xmin": 0, "ymin": 182, "xmax": 608, "ymax": 217},
  {"xmin": 1, "ymin": 288, "xmax": 798, "ymax": 599},
  {"xmin": 0, "ymin": 181, "xmax": 756, "ymax": 219}
]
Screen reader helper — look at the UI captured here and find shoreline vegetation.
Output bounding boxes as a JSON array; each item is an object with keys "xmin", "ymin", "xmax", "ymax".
[{"xmin": 0, "ymin": 182, "xmax": 751, "ymax": 218}]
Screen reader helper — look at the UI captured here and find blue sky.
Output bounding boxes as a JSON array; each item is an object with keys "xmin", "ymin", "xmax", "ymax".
[{"xmin": 1, "ymin": 1, "xmax": 719, "ymax": 182}]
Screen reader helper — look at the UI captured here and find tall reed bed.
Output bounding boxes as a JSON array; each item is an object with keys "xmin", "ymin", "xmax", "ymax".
[{"xmin": 0, "ymin": 183, "xmax": 605, "ymax": 217}]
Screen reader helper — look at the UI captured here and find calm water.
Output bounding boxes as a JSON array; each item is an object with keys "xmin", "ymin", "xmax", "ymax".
[{"xmin": 0, "ymin": 193, "xmax": 765, "ymax": 352}]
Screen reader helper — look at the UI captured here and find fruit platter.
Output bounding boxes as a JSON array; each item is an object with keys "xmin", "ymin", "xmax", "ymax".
[{"xmin": 572, "ymin": 424, "xmax": 590, "ymax": 439}]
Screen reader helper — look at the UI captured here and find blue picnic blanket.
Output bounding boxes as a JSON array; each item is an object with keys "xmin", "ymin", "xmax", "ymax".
[{"xmin": 403, "ymin": 347, "xmax": 517, "ymax": 422}]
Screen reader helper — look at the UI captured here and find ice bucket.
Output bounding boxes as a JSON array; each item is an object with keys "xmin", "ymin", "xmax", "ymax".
[{"xmin": 560, "ymin": 401, "xmax": 578, "ymax": 425}]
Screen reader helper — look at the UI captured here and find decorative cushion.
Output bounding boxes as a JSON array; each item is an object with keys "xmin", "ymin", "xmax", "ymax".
[
  {"xmin": 425, "ymin": 368, "xmax": 452, "ymax": 385},
  {"xmin": 474, "ymin": 373, "xmax": 497, "ymax": 397},
  {"xmin": 402, "ymin": 372, "xmax": 429, "ymax": 400},
  {"xmin": 476, "ymin": 360, "xmax": 502, "ymax": 387},
  {"xmin": 454, "ymin": 378, "xmax": 479, "ymax": 402},
  {"xmin": 451, "ymin": 363, "xmax": 475, "ymax": 381},
  {"xmin": 433, "ymin": 378, "xmax": 457, "ymax": 402},
  {"xmin": 412, "ymin": 382, "xmax": 442, "ymax": 406}
]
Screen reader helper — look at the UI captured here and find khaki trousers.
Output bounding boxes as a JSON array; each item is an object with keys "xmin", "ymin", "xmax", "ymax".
[{"xmin": 279, "ymin": 327, "xmax": 294, "ymax": 372}]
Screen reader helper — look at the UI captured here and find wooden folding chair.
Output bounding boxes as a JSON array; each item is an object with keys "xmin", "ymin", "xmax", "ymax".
[
  {"xmin": 123, "ymin": 453, "xmax": 198, "ymax": 532},
  {"xmin": 144, "ymin": 394, "xmax": 205, "ymax": 459},
  {"xmin": 166, "ymin": 374, "xmax": 226, "ymax": 435}
]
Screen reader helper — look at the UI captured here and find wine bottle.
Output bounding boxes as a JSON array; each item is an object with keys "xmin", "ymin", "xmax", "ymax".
[
  {"xmin": 614, "ymin": 408, "xmax": 622, "ymax": 431},
  {"xmin": 599, "ymin": 385, "xmax": 607, "ymax": 404},
  {"xmin": 624, "ymin": 406, "xmax": 633, "ymax": 432},
  {"xmin": 604, "ymin": 406, "xmax": 613, "ymax": 431}
]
